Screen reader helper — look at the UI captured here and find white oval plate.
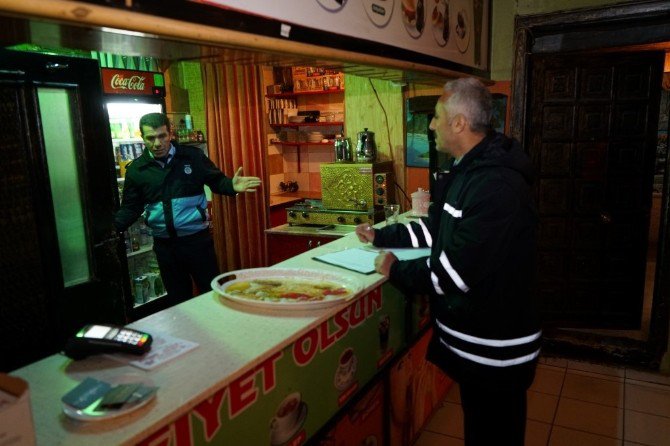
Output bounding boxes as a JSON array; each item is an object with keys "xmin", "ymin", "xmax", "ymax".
[
  {"xmin": 363, "ymin": 0, "xmax": 395, "ymax": 28},
  {"xmin": 211, "ymin": 268, "xmax": 363, "ymax": 310},
  {"xmin": 455, "ymin": 7, "xmax": 471, "ymax": 54}
]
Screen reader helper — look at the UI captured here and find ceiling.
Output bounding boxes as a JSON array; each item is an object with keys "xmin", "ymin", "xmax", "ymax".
[{"xmin": 0, "ymin": 13, "xmax": 456, "ymax": 86}]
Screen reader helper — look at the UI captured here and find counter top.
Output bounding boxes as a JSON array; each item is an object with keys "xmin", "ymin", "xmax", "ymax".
[
  {"xmin": 265, "ymin": 223, "xmax": 356, "ymax": 237},
  {"xmin": 12, "ymin": 218, "xmax": 396, "ymax": 445}
]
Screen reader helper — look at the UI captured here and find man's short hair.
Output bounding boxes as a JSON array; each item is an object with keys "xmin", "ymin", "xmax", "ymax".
[
  {"xmin": 139, "ymin": 113, "xmax": 170, "ymax": 136},
  {"xmin": 442, "ymin": 77, "xmax": 492, "ymax": 133}
]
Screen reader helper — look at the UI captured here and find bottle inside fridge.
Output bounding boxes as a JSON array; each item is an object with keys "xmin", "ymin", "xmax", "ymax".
[
  {"xmin": 107, "ymin": 100, "xmax": 166, "ymax": 309},
  {"xmin": 107, "ymin": 101, "xmax": 163, "ymax": 178},
  {"xmin": 125, "ymin": 220, "xmax": 165, "ymax": 305}
]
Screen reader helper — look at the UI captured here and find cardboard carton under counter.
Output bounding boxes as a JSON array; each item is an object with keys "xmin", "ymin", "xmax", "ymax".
[{"xmin": 0, "ymin": 374, "xmax": 36, "ymax": 446}]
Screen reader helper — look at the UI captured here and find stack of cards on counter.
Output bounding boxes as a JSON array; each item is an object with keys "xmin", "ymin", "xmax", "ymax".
[{"xmin": 61, "ymin": 377, "xmax": 158, "ymax": 421}]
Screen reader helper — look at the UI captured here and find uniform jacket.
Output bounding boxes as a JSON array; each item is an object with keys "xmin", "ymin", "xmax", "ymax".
[
  {"xmin": 374, "ymin": 132, "xmax": 540, "ymax": 384},
  {"xmin": 114, "ymin": 144, "xmax": 236, "ymax": 238}
]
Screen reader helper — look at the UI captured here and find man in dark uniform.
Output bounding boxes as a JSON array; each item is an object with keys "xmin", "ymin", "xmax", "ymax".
[
  {"xmin": 115, "ymin": 113, "xmax": 261, "ymax": 305},
  {"xmin": 356, "ymin": 78, "xmax": 539, "ymax": 445}
]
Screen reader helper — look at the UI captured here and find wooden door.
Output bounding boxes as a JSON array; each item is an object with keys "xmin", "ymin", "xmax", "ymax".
[
  {"xmin": 529, "ymin": 52, "xmax": 663, "ymax": 328},
  {"xmin": 0, "ymin": 50, "xmax": 128, "ymax": 371}
]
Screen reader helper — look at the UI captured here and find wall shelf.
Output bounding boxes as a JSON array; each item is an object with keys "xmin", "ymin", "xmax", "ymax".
[
  {"xmin": 273, "ymin": 141, "xmax": 334, "ymax": 147},
  {"xmin": 127, "ymin": 245, "xmax": 153, "ymax": 258},
  {"xmin": 270, "ymin": 121, "xmax": 343, "ymax": 128},
  {"xmin": 266, "ymin": 89, "xmax": 344, "ymax": 98}
]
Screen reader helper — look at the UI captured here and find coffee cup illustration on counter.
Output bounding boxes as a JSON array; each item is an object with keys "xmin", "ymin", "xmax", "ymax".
[
  {"xmin": 269, "ymin": 392, "xmax": 307, "ymax": 446},
  {"xmin": 334, "ymin": 347, "xmax": 358, "ymax": 391}
]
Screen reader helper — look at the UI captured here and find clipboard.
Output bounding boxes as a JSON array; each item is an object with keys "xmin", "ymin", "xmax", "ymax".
[
  {"xmin": 312, "ymin": 248, "xmax": 377, "ymax": 274},
  {"xmin": 312, "ymin": 247, "xmax": 431, "ymax": 275}
]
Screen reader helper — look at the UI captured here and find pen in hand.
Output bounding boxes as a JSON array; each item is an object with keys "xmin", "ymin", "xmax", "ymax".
[{"xmin": 355, "ymin": 223, "xmax": 375, "ymax": 244}]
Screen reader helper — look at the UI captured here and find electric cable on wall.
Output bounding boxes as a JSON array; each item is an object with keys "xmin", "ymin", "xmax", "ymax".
[{"xmin": 368, "ymin": 78, "xmax": 412, "ymax": 207}]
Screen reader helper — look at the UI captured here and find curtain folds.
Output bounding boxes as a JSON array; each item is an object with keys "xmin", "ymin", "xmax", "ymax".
[{"xmin": 201, "ymin": 62, "xmax": 268, "ymax": 272}]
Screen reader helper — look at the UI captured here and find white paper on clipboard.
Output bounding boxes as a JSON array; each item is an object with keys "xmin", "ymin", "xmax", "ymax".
[
  {"xmin": 313, "ymin": 248, "xmax": 378, "ymax": 274},
  {"xmin": 312, "ymin": 247, "xmax": 431, "ymax": 274}
]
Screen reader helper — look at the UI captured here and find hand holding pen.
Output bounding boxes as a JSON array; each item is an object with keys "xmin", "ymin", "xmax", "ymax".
[{"xmin": 355, "ymin": 223, "xmax": 375, "ymax": 244}]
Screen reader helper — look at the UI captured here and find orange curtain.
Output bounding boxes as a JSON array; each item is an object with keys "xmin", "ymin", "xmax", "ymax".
[{"xmin": 201, "ymin": 62, "xmax": 268, "ymax": 272}]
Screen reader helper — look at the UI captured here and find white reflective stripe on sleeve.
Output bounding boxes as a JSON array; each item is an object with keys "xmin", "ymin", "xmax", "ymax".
[
  {"xmin": 431, "ymin": 272, "xmax": 445, "ymax": 295},
  {"xmin": 443, "ymin": 202, "xmax": 463, "ymax": 218},
  {"xmin": 406, "ymin": 223, "xmax": 419, "ymax": 247},
  {"xmin": 440, "ymin": 338, "xmax": 541, "ymax": 367},
  {"xmin": 436, "ymin": 320, "xmax": 542, "ymax": 347},
  {"xmin": 418, "ymin": 219, "xmax": 433, "ymax": 247},
  {"xmin": 439, "ymin": 251, "xmax": 470, "ymax": 292}
]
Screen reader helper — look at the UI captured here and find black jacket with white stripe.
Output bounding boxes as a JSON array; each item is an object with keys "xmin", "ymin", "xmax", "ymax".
[{"xmin": 374, "ymin": 132, "xmax": 540, "ymax": 385}]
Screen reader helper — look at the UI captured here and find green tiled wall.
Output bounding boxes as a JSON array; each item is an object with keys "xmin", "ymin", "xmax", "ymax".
[{"xmin": 180, "ymin": 62, "xmax": 207, "ymax": 140}]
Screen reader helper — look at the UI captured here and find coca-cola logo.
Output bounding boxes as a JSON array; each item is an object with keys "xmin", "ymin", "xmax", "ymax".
[{"xmin": 110, "ymin": 74, "xmax": 146, "ymax": 91}]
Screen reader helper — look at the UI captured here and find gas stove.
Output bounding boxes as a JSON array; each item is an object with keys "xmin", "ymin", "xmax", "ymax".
[{"xmin": 286, "ymin": 200, "xmax": 381, "ymax": 226}]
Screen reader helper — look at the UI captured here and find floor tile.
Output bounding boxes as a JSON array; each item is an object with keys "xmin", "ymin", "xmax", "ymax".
[
  {"xmin": 554, "ymin": 398, "xmax": 623, "ymax": 438},
  {"xmin": 414, "ymin": 431, "xmax": 464, "ymax": 446},
  {"xmin": 531, "ymin": 365, "xmax": 566, "ymax": 395},
  {"xmin": 549, "ymin": 426, "xmax": 620, "ymax": 446},
  {"xmin": 625, "ymin": 380, "xmax": 670, "ymax": 417},
  {"xmin": 562, "ymin": 371, "xmax": 624, "ymax": 407},
  {"xmin": 527, "ymin": 391, "xmax": 559, "ymax": 423},
  {"xmin": 626, "ymin": 368, "xmax": 670, "ymax": 387},
  {"xmin": 567, "ymin": 360, "xmax": 625, "ymax": 378},
  {"xmin": 424, "ymin": 402, "xmax": 463, "ymax": 439},
  {"xmin": 444, "ymin": 383, "xmax": 460, "ymax": 404},
  {"xmin": 625, "ymin": 409, "xmax": 670, "ymax": 446},
  {"xmin": 540, "ymin": 356, "xmax": 568, "ymax": 368},
  {"xmin": 525, "ymin": 420, "xmax": 551, "ymax": 446}
]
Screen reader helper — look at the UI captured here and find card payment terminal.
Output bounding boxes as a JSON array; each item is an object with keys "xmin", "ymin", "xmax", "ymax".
[{"xmin": 63, "ymin": 324, "xmax": 153, "ymax": 359}]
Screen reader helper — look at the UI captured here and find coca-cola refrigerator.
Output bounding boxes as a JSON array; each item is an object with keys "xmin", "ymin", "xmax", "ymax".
[{"xmin": 102, "ymin": 67, "xmax": 167, "ymax": 317}]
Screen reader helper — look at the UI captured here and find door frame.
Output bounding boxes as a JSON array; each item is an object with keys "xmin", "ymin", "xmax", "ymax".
[
  {"xmin": 510, "ymin": 1, "xmax": 670, "ymax": 368},
  {"xmin": 0, "ymin": 50, "xmax": 130, "ymax": 368}
]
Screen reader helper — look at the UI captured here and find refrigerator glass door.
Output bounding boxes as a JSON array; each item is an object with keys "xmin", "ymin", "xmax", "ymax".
[{"xmin": 107, "ymin": 101, "xmax": 166, "ymax": 309}]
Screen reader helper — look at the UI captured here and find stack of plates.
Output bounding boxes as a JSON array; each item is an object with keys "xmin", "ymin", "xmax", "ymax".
[{"xmin": 307, "ymin": 131, "xmax": 324, "ymax": 143}]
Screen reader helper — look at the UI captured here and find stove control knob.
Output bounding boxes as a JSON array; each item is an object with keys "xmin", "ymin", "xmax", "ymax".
[
  {"xmin": 288, "ymin": 211, "xmax": 297, "ymax": 219},
  {"xmin": 337, "ymin": 216, "xmax": 345, "ymax": 224},
  {"xmin": 302, "ymin": 212, "xmax": 309, "ymax": 219},
  {"xmin": 353, "ymin": 217, "xmax": 362, "ymax": 224}
]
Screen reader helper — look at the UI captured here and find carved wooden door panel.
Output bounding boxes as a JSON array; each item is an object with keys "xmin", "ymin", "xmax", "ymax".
[{"xmin": 529, "ymin": 52, "xmax": 663, "ymax": 328}]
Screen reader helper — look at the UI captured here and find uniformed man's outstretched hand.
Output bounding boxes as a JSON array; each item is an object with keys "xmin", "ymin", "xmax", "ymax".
[{"xmin": 232, "ymin": 166, "xmax": 262, "ymax": 193}]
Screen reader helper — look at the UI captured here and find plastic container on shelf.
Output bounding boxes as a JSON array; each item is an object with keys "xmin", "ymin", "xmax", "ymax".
[{"xmin": 411, "ymin": 188, "xmax": 430, "ymax": 216}]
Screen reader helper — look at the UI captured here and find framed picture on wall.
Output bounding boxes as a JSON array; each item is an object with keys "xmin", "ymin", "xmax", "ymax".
[
  {"xmin": 406, "ymin": 96, "xmax": 439, "ymax": 168},
  {"xmin": 491, "ymin": 93, "xmax": 508, "ymax": 134}
]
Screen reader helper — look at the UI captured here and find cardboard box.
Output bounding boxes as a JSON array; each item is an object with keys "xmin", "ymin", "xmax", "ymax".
[
  {"xmin": 316, "ymin": 381, "xmax": 384, "ymax": 446},
  {"xmin": 0, "ymin": 374, "xmax": 36, "ymax": 446}
]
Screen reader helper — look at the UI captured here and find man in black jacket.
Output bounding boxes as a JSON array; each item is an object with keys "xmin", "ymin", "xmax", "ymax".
[
  {"xmin": 115, "ymin": 113, "xmax": 261, "ymax": 305},
  {"xmin": 356, "ymin": 78, "xmax": 539, "ymax": 445}
]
